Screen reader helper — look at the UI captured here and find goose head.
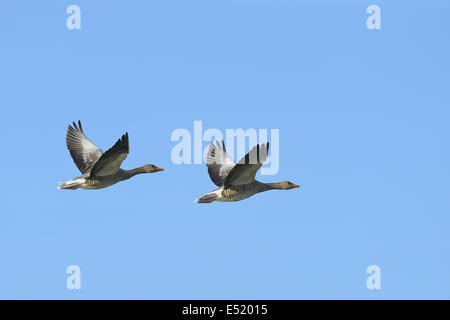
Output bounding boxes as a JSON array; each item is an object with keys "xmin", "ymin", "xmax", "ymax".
[
  {"xmin": 281, "ymin": 181, "xmax": 300, "ymax": 189},
  {"xmin": 141, "ymin": 164, "xmax": 164, "ymax": 173},
  {"xmin": 268, "ymin": 181, "xmax": 300, "ymax": 190}
]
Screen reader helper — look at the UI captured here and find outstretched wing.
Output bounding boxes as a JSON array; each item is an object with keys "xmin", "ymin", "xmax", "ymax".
[
  {"xmin": 224, "ymin": 142, "xmax": 269, "ymax": 187},
  {"xmin": 89, "ymin": 133, "xmax": 129, "ymax": 177},
  {"xmin": 206, "ymin": 140, "xmax": 236, "ymax": 186},
  {"xmin": 66, "ymin": 121, "xmax": 103, "ymax": 174}
]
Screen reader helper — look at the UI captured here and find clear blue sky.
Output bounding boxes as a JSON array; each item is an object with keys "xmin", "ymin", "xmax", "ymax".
[{"xmin": 1, "ymin": 0, "xmax": 449, "ymax": 299}]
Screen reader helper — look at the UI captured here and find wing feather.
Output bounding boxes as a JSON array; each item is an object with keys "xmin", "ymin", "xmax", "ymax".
[
  {"xmin": 89, "ymin": 132, "xmax": 129, "ymax": 177},
  {"xmin": 224, "ymin": 142, "xmax": 269, "ymax": 187},
  {"xmin": 66, "ymin": 120, "xmax": 103, "ymax": 174},
  {"xmin": 206, "ymin": 140, "xmax": 236, "ymax": 186}
]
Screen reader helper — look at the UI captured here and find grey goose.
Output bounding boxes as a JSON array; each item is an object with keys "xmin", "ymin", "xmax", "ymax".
[
  {"xmin": 58, "ymin": 121, "xmax": 163, "ymax": 190},
  {"xmin": 196, "ymin": 140, "xmax": 299, "ymax": 203}
]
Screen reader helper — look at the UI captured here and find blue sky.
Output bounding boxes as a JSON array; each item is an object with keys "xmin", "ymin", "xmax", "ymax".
[{"xmin": 0, "ymin": 0, "xmax": 449, "ymax": 299}]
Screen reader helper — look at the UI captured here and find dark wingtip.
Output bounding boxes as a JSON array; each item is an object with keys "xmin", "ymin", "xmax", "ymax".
[
  {"xmin": 257, "ymin": 144, "xmax": 261, "ymax": 162},
  {"xmin": 70, "ymin": 121, "xmax": 83, "ymax": 132},
  {"xmin": 124, "ymin": 132, "xmax": 129, "ymax": 152}
]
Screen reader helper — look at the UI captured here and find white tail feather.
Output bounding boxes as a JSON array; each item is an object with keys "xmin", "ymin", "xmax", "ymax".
[{"xmin": 58, "ymin": 178, "xmax": 85, "ymax": 190}]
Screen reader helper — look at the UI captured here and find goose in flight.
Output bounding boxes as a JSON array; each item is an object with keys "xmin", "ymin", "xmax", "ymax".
[
  {"xmin": 58, "ymin": 121, "xmax": 163, "ymax": 190},
  {"xmin": 196, "ymin": 140, "xmax": 299, "ymax": 203}
]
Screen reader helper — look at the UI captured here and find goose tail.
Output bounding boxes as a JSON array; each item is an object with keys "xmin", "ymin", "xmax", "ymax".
[
  {"xmin": 195, "ymin": 193, "xmax": 218, "ymax": 203},
  {"xmin": 57, "ymin": 178, "xmax": 85, "ymax": 190}
]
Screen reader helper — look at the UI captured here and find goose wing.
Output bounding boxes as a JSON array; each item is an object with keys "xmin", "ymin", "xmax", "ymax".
[
  {"xmin": 206, "ymin": 140, "xmax": 236, "ymax": 186},
  {"xmin": 66, "ymin": 121, "xmax": 103, "ymax": 174},
  {"xmin": 89, "ymin": 132, "xmax": 129, "ymax": 177},
  {"xmin": 224, "ymin": 142, "xmax": 269, "ymax": 187}
]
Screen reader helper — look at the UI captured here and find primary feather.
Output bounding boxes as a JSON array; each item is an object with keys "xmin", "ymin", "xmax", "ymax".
[{"xmin": 66, "ymin": 120, "xmax": 103, "ymax": 174}]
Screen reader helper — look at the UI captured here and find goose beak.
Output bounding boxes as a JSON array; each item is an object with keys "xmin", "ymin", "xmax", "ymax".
[
  {"xmin": 292, "ymin": 184, "xmax": 300, "ymax": 188},
  {"xmin": 155, "ymin": 167, "xmax": 164, "ymax": 172}
]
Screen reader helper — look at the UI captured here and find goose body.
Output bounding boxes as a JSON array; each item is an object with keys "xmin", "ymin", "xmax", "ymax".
[
  {"xmin": 58, "ymin": 121, "xmax": 163, "ymax": 190},
  {"xmin": 200, "ymin": 181, "xmax": 270, "ymax": 202},
  {"xmin": 196, "ymin": 141, "xmax": 299, "ymax": 203},
  {"xmin": 61, "ymin": 169, "xmax": 136, "ymax": 190}
]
